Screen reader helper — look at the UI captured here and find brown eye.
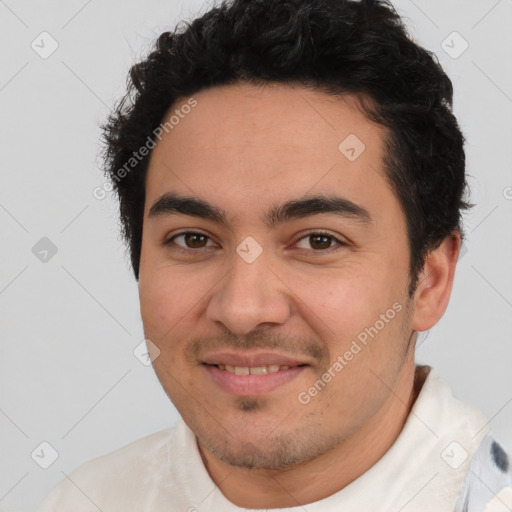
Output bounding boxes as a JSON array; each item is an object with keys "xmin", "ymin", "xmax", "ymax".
[
  {"xmin": 309, "ymin": 234, "xmax": 332, "ymax": 250},
  {"xmin": 165, "ymin": 232, "xmax": 214, "ymax": 250},
  {"xmin": 295, "ymin": 232, "xmax": 346, "ymax": 253},
  {"xmin": 183, "ymin": 233, "xmax": 208, "ymax": 248}
]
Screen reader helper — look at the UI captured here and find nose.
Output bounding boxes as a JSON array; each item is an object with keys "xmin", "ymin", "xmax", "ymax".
[{"xmin": 206, "ymin": 247, "xmax": 292, "ymax": 334}]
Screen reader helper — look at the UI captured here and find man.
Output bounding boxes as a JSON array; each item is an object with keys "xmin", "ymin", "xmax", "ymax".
[{"xmin": 36, "ymin": 0, "xmax": 511, "ymax": 510}]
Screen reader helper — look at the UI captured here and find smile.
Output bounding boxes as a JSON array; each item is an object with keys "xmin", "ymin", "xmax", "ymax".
[
  {"xmin": 202, "ymin": 362, "xmax": 308, "ymax": 396},
  {"xmin": 214, "ymin": 364, "xmax": 293, "ymax": 375}
]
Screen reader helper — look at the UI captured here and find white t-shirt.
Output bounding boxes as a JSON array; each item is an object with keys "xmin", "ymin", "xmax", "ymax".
[{"xmin": 36, "ymin": 365, "xmax": 512, "ymax": 512}]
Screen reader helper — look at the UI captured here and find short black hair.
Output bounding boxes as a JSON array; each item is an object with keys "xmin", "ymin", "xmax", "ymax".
[{"xmin": 101, "ymin": 0, "xmax": 471, "ymax": 296}]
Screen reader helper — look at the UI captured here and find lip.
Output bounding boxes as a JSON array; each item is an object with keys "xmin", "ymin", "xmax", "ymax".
[
  {"xmin": 203, "ymin": 364, "xmax": 307, "ymax": 396},
  {"xmin": 201, "ymin": 351, "xmax": 309, "ymax": 368}
]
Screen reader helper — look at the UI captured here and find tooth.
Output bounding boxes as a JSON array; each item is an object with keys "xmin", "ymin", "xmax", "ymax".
[
  {"xmin": 249, "ymin": 366, "xmax": 268, "ymax": 375},
  {"xmin": 220, "ymin": 364, "xmax": 293, "ymax": 375}
]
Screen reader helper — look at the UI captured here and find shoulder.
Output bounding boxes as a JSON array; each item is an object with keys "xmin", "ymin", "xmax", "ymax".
[
  {"xmin": 35, "ymin": 425, "xmax": 176, "ymax": 512},
  {"xmin": 455, "ymin": 435, "xmax": 512, "ymax": 512}
]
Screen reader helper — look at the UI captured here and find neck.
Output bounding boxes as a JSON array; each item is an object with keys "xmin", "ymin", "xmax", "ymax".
[{"xmin": 198, "ymin": 358, "xmax": 425, "ymax": 508}]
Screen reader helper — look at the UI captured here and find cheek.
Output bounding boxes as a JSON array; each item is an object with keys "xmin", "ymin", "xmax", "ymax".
[
  {"xmin": 139, "ymin": 269, "xmax": 198, "ymax": 341},
  {"xmin": 292, "ymin": 269, "xmax": 407, "ymax": 362},
  {"xmin": 291, "ymin": 269, "xmax": 380, "ymax": 331}
]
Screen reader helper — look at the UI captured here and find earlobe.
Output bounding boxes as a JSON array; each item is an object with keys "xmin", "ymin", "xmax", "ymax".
[{"xmin": 411, "ymin": 231, "xmax": 461, "ymax": 332}]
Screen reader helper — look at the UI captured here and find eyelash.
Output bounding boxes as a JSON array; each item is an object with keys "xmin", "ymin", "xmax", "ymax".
[{"xmin": 164, "ymin": 230, "xmax": 347, "ymax": 255}]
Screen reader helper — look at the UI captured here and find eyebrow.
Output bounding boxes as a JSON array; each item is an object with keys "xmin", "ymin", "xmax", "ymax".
[{"xmin": 148, "ymin": 192, "xmax": 372, "ymax": 228}]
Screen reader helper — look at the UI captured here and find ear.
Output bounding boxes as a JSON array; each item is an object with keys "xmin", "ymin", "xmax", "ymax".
[{"xmin": 411, "ymin": 231, "xmax": 461, "ymax": 332}]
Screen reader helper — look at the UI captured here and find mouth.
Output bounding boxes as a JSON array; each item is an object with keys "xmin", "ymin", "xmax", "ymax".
[
  {"xmin": 205, "ymin": 363, "xmax": 307, "ymax": 375},
  {"xmin": 201, "ymin": 354, "xmax": 310, "ymax": 396},
  {"xmin": 205, "ymin": 363, "xmax": 305, "ymax": 375}
]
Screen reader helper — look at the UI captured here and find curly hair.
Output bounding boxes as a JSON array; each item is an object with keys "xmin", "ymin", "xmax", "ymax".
[{"xmin": 101, "ymin": 0, "xmax": 471, "ymax": 296}]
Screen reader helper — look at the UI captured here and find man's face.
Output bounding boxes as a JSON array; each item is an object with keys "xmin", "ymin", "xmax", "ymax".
[{"xmin": 139, "ymin": 83, "xmax": 416, "ymax": 469}]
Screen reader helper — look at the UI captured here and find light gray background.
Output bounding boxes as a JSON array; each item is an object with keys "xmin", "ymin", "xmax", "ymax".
[{"xmin": 0, "ymin": 1, "xmax": 511, "ymax": 511}]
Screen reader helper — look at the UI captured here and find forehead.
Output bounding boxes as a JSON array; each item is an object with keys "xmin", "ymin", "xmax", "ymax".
[
  {"xmin": 150, "ymin": 82, "xmax": 380, "ymax": 157},
  {"xmin": 144, "ymin": 82, "xmax": 397, "ymax": 228}
]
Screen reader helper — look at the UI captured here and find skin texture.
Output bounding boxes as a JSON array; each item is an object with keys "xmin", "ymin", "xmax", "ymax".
[{"xmin": 138, "ymin": 82, "xmax": 461, "ymax": 508}]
